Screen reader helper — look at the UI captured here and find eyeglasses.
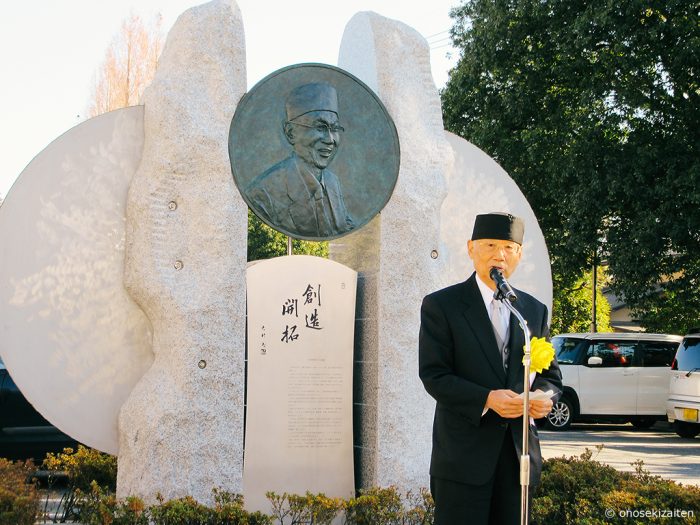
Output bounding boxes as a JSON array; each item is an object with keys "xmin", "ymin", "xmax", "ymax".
[
  {"xmin": 475, "ymin": 241, "xmax": 521, "ymax": 255},
  {"xmin": 290, "ymin": 120, "xmax": 345, "ymax": 134}
]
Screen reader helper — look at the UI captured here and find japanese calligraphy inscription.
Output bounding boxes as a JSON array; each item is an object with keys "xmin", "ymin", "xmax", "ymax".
[{"xmin": 244, "ymin": 255, "xmax": 357, "ymax": 514}]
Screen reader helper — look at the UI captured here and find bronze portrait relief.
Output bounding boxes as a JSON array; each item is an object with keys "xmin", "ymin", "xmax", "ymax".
[{"xmin": 229, "ymin": 64, "xmax": 400, "ymax": 241}]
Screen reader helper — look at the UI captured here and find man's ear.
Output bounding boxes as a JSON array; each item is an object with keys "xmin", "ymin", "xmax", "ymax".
[{"xmin": 283, "ymin": 122, "xmax": 295, "ymax": 144}]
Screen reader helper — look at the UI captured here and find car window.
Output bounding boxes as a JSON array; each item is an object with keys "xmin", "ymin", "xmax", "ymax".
[
  {"xmin": 638, "ymin": 341, "xmax": 678, "ymax": 367},
  {"xmin": 587, "ymin": 341, "xmax": 635, "ymax": 367},
  {"xmin": 553, "ymin": 337, "xmax": 585, "ymax": 364},
  {"xmin": 675, "ymin": 337, "xmax": 700, "ymax": 371}
]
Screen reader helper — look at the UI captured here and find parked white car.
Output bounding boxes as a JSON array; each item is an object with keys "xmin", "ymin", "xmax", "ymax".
[
  {"xmin": 547, "ymin": 332, "xmax": 682, "ymax": 430},
  {"xmin": 667, "ymin": 330, "xmax": 700, "ymax": 438}
]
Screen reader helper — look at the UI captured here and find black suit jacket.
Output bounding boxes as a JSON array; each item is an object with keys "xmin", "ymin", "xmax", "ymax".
[{"xmin": 419, "ymin": 272, "xmax": 562, "ymax": 486}]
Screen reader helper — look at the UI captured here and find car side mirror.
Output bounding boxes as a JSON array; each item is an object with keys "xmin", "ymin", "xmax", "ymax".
[{"xmin": 587, "ymin": 356, "xmax": 603, "ymax": 366}]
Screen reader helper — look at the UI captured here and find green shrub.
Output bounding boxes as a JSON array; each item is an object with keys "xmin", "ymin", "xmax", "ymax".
[
  {"xmin": 148, "ymin": 489, "xmax": 272, "ymax": 525},
  {"xmin": 149, "ymin": 494, "xmax": 216, "ymax": 525},
  {"xmin": 267, "ymin": 491, "xmax": 343, "ymax": 525},
  {"xmin": 212, "ymin": 488, "xmax": 273, "ymax": 525},
  {"xmin": 266, "ymin": 486, "xmax": 433, "ymax": 525},
  {"xmin": 41, "ymin": 445, "xmax": 118, "ymax": 521},
  {"xmin": 0, "ymin": 458, "xmax": 39, "ymax": 525},
  {"xmin": 533, "ymin": 449, "xmax": 700, "ymax": 525},
  {"xmin": 77, "ymin": 481, "xmax": 148, "ymax": 525},
  {"xmin": 402, "ymin": 488, "xmax": 434, "ymax": 525},
  {"xmin": 43, "ymin": 445, "xmax": 118, "ymax": 492},
  {"xmin": 25, "ymin": 447, "xmax": 700, "ymax": 525},
  {"xmin": 344, "ymin": 486, "xmax": 403, "ymax": 525}
]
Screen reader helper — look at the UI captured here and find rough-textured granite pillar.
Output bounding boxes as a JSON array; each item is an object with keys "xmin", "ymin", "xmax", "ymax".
[
  {"xmin": 118, "ymin": 0, "xmax": 248, "ymax": 504},
  {"xmin": 332, "ymin": 12, "xmax": 453, "ymax": 492},
  {"xmin": 333, "ymin": 12, "xmax": 552, "ymax": 494}
]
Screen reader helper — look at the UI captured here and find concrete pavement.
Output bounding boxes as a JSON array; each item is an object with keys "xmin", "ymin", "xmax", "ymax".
[{"xmin": 540, "ymin": 422, "xmax": 700, "ymax": 486}]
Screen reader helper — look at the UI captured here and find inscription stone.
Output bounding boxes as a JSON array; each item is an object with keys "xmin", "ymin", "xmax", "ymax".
[{"xmin": 244, "ymin": 255, "xmax": 357, "ymax": 513}]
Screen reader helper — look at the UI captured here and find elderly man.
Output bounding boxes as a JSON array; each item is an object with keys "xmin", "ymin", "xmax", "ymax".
[
  {"xmin": 246, "ymin": 82, "xmax": 354, "ymax": 239},
  {"xmin": 419, "ymin": 212, "xmax": 562, "ymax": 525}
]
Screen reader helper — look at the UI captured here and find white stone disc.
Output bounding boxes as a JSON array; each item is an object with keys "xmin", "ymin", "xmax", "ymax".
[
  {"xmin": 441, "ymin": 131, "xmax": 553, "ymax": 312},
  {"xmin": 0, "ymin": 106, "xmax": 152, "ymax": 455}
]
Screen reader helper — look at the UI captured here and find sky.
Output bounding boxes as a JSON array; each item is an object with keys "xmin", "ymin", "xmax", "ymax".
[{"xmin": 0, "ymin": 0, "xmax": 460, "ymax": 198}]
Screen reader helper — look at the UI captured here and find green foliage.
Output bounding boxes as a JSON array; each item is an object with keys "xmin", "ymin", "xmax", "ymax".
[
  {"xmin": 78, "ymin": 486, "xmax": 271, "ymax": 525},
  {"xmin": 42, "ymin": 445, "xmax": 118, "ymax": 521},
  {"xmin": 0, "ymin": 458, "xmax": 39, "ymax": 525},
  {"xmin": 43, "ymin": 445, "xmax": 118, "ymax": 492},
  {"xmin": 533, "ymin": 449, "xmax": 700, "ymax": 524},
  {"xmin": 78, "ymin": 481, "xmax": 148, "ymax": 525},
  {"xmin": 267, "ymin": 486, "xmax": 434, "ymax": 525},
  {"xmin": 533, "ymin": 448, "xmax": 621, "ymax": 523},
  {"xmin": 248, "ymin": 209, "xmax": 328, "ymax": 261},
  {"xmin": 72, "ymin": 486, "xmax": 434, "ymax": 525},
  {"xmin": 211, "ymin": 488, "xmax": 272, "ymax": 525},
  {"xmin": 622, "ymin": 279, "xmax": 698, "ymax": 335},
  {"xmin": 343, "ymin": 486, "xmax": 434, "ymax": 525},
  {"xmin": 267, "ymin": 491, "xmax": 343, "ymax": 525},
  {"xmin": 551, "ymin": 267, "xmax": 612, "ymax": 335},
  {"xmin": 344, "ymin": 486, "xmax": 404, "ymax": 525},
  {"xmin": 32, "ymin": 469, "xmax": 700, "ymax": 525},
  {"xmin": 402, "ymin": 489, "xmax": 434, "ymax": 525},
  {"xmin": 443, "ymin": 0, "xmax": 700, "ymax": 334},
  {"xmin": 149, "ymin": 494, "xmax": 216, "ymax": 525}
]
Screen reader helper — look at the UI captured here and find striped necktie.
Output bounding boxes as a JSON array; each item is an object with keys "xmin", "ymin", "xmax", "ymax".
[{"xmin": 490, "ymin": 299, "xmax": 509, "ymax": 370}]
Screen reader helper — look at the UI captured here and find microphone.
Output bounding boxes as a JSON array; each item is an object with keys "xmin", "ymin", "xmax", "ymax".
[{"xmin": 489, "ymin": 267, "xmax": 517, "ymax": 302}]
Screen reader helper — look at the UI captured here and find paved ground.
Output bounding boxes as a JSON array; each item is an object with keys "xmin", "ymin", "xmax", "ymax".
[{"xmin": 539, "ymin": 421, "xmax": 700, "ymax": 486}]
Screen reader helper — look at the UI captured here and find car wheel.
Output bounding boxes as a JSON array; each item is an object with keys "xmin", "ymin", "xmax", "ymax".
[
  {"xmin": 673, "ymin": 421, "xmax": 700, "ymax": 439},
  {"xmin": 631, "ymin": 418, "xmax": 656, "ymax": 429},
  {"xmin": 546, "ymin": 397, "xmax": 573, "ymax": 431}
]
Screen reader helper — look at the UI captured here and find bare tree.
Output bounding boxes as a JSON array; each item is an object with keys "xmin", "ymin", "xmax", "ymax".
[{"xmin": 87, "ymin": 13, "xmax": 164, "ymax": 117}]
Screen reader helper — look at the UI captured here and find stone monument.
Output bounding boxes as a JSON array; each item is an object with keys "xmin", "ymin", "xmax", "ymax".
[
  {"xmin": 0, "ymin": 0, "xmax": 552, "ymax": 507},
  {"xmin": 117, "ymin": 1, "xmax": 248, "ymax": 502},
  {"xmin": 244, "ymin": 255, "xmax": 357, "ymax": 513},
  {"xmin": 0, "ymin": 106, "xmax": 150, "ymax": 455},
  {"xmin": 332, "ymin": 11, "xmax": 551, "ymax": 492}
]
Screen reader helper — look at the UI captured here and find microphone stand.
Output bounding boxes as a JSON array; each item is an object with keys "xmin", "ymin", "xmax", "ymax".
[{"xmin": 495, "ymin": 290, "xmax": 532, "ymax": 525}]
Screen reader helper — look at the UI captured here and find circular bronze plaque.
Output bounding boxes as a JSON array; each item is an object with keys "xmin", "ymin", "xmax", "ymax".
[{"xmin": 229, "ymin": 63, "xmax": 400, "ymax": 241}]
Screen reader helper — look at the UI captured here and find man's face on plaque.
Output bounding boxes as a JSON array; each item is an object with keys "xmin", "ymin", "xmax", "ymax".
[{"xmin": 285, "ymin": 110, "xmax": 343, "ymax": 170}]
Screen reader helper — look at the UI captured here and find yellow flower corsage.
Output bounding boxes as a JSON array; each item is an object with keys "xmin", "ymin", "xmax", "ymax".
[{"xmin": 523, "ymin": 336, "xmax": 555, "ymax": 374}]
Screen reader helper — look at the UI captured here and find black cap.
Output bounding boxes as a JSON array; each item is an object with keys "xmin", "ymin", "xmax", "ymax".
[{"xmin": 471, "ymin": 212, "xmax": 524, "ymax": 245}]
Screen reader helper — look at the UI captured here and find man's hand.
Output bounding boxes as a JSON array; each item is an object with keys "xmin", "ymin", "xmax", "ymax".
[
  {"xmin": 528, "ymin": 398, "xmax": 553, "ymax": 419},
  {"xmin": 485, "ymin": 389, "xmax": 524, "ymax": 418}
]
